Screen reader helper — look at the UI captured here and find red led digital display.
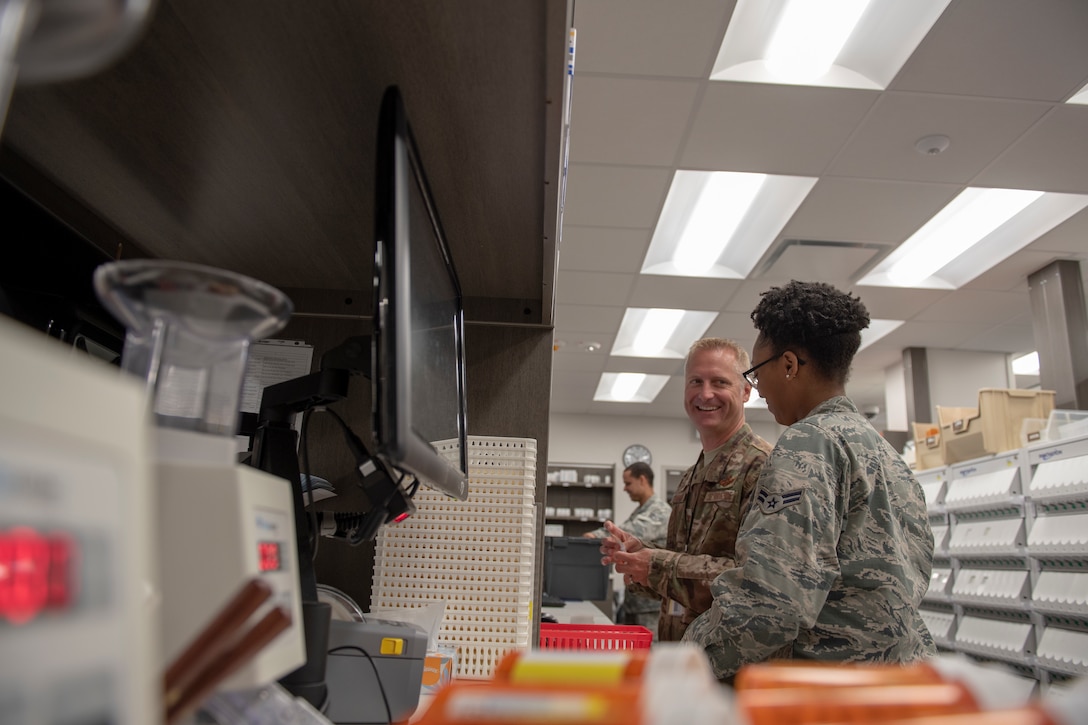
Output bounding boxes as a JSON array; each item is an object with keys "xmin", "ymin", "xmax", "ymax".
[
  {"xmin": 257, "ymin": 541, "xmax": 281, "ymax": 573},
  {"xmin": 0, "ymin": 527, "xmax": 77, "ymax": 625}
]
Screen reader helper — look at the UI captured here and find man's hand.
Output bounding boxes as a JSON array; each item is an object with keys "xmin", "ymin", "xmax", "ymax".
[
  {"xmin": 599, "ymin": 520, "xmax": 651, "ymax": 586},
  {"xmin": 598, "ymin": 521, "xmax": 640, "ymax": 560}
]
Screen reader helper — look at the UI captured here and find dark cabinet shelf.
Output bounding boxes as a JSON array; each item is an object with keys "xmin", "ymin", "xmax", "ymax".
[{"xmin": 545, "ymin": 462, "xmax": 616, "ymax": 537}]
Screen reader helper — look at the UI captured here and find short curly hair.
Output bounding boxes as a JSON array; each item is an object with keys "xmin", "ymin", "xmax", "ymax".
[{"xmin": 750, "ymin": 280, "xmax": 870, "ymax": 384}]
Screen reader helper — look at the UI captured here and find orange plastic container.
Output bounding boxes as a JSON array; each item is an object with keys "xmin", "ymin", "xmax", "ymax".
[
  {"xmin": 737, "ymin": 682, "xmax": 979, "ymax": 725},
  {"xmin": 735, "ymin": 660, "xmax": 945, "ymax": 690},
  {"xmin": 413, "ymin": 649, "xmax": 649, "ymax": 725},
  {"xmin": 538, "ymin": 622, "xmax": 653, "ymax": 650}
]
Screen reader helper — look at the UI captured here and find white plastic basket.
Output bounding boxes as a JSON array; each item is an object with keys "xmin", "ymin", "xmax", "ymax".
[{"xmin": 372, "ymin": 436, "xmax": 537, "ymax": 679}]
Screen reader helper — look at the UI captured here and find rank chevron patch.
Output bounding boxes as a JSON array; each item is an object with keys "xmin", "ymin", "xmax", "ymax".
[{"xmin": 756, "ymin": 487, "xmax": 804, "ymax": 514}]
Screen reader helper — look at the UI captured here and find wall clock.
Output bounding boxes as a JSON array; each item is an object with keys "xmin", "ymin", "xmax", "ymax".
[{"xmin": 623, "ymin": 444, "xmax": 652, "ymax": 467}]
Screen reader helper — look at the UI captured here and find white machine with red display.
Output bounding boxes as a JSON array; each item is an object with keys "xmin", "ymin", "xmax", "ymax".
[
  {"xmin": 0, "ymin": 314, "xmax": 159, "ymax": 724},
  {"xmin": 155, "ymin": 428, "xmax": 305, "ymax": 691}
]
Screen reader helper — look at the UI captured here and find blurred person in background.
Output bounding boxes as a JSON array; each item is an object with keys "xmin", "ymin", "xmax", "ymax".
[{"xmin": 584, "ymin": 461, "xmax": 669, "ymax": 637}]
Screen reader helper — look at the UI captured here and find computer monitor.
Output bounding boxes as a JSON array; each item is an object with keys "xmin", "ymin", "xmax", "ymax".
[{"xmin": 372, "ymin": 85, "xmax": 469, "ymax": 501}]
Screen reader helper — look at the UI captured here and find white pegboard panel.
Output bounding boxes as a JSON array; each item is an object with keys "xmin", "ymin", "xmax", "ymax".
[
  {"xmin": 919, "ymin": 608, "xmax": 955, "ymax": 645},
  {"xmin": 1029, "ymin": 456, "xmax": 1088, "ymax": 503},
  {"xmin": 1037, "ymin": 626, "xmax": 1088, "ymax": 675},
  {"xmin": 1032, "ymin": 571, "xmax": 1088, "ymax": 616},
  {"xmin": 947, "ymin": 516, "xmax": 1025, "ymax": 556},
  {"xmin": 951, "ymin": 567, "xmax": 1030, "ymax": 606},
  {"xmin": 953, "ymin": 615, "xmax": 1033, "ymax": 661},
  {"xmin": 1028, "ymin": 512, "xmax": 1088, "ymax": 555},
  {"xmin": 372, "ymin": 436, "xmax": 537, "ymax": 680},
  {"xmin": 944, "ymin": 467, "xmax": 1020, "ymax": 511}
]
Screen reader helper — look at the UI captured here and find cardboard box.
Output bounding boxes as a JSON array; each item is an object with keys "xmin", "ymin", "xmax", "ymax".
[
  {"xmin": 938, "ymin": 389, "xmax": 1056, "ymax": 465},
  {"xmin": 911, "ymin": 422, "xmax": 943, "ymax": 471}
]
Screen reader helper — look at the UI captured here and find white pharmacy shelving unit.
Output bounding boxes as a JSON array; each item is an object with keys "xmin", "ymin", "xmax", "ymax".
[{"xmin": 918, "ymin": 431, "xmax": 1088, "ymax": 696}]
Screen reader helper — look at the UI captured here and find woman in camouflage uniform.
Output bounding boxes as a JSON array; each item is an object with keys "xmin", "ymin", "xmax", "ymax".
[{"xmin": 683, "ymin": 280, "xmax": 936, "ymax": 681}]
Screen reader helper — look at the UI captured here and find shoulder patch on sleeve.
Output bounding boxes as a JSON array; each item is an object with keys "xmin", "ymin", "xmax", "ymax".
[{"xmin": 756, "ymin": 486, "xmax": 804, "ymax": 515}]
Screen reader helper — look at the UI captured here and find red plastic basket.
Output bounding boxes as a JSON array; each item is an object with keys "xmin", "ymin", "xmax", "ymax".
[{"xmin": 538, "ymin": 622, "xmax": 653, "ymax": 650}]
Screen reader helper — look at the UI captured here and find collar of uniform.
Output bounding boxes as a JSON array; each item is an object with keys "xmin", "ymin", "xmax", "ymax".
[{"xmin": 695, "ymin": 423, "xmax": 754, "ymax": 482}]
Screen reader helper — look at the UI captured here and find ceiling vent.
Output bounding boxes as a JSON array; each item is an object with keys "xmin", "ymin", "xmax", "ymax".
[{"xmin": 751, "ymin": 239, "xmax": 891, "ymax": 282}]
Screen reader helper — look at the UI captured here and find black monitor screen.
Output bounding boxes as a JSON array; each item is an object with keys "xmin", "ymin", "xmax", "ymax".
[{"xmin": 373, "ymin": 85, "xmax": 469, "ymax": 500}]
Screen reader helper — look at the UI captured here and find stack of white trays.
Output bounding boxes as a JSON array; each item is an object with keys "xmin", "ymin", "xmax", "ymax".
[{"xmin": 371, "ymin": 436, "xmax": 537, "ymax": 679}]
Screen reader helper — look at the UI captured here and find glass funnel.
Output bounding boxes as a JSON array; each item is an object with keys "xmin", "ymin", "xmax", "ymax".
[{"xmin": 94, "ymin": 259, "xmax": 293, "ymax": 436}]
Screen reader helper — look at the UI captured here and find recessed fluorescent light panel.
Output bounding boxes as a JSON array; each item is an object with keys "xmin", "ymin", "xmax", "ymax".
[
  {"xmin": 641, "ymin": 171, "xmax": 816, "ymax": 279},
  {"xmin": 611, "ymin": 307, "xmax": 719, "ymax": 358},
  {"xmin": 859, "ymin": 188, "xmax": 1088, "ymax": 289},
  {"xmin": 1068, "ymin": 82, "xmax": 1088, "ymax": 105},
  {"xmin": 594, "ymin": 372, "xmax": 671, "ymax": 403},
  {"xmin": 712, "ymin": 0, "xmax": 951, "ymax": 89}
]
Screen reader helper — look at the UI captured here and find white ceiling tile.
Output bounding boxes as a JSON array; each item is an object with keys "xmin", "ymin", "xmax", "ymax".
[
  {"xmin": 853, "ymin": 286, "xmax": 951, "ymax": 320},
  {"xmin": 702, "ymin": 311, "xmax": 759, "ymax": 348},
  {"xmin": 912, "ymin": 290, "xmax": 1035, "ymax": 325},
  {"xmin": 852, "ymin": 347, "xmax": 905, "ymax": 375},
  {"xmin": 572, "ymin": 0, "xmax": 736, "ymax": 78},
  {"xmin": 550, "ymin": 370, "xmax": 605, "ymax": 403},
  {"xmin": 569, "ymin": 76, "xmax": 700, "ymax": 166},
  {"xmin": 604, "ymin": 358, "xmax": 685, "ymax": 376},
  {"xmin": 562, "ymin": 164, "xmax": 672, "ymax": 227},
  {"xmin": 628, "ymin": 275, "xmax": 742, "ymax": 311},
  {"xmin": 963, "ymin": 249, "xmax": 1067, "ymax": 293},
  {"xmin": 888, "ymin": 320, "xmax": 1005, "ymax": 349},
  {"xmin": 1025, "ymin": 206, "xmax": 1088, "ymax": 257},
  {"xmin": 681, "ymin": 83, "xmax": 878, "ymax": 175},
  {"xmin": 551, "ymin": 349, "xmax": 612, "ymax": 373},
  {"xmin": 959, "ymin": 323, "xmax": 1037, "ymax": 355},
  {"xmin": 827, "ymin": 93, "xmax": 1049, "ymax": 183},
  {"xmin": 559, "ymin": 227, "xmax": 652, "ymax": 273},
  {"xmin": 892, "ymin": 0, "xmax": 1088, "ymax": 102},
  {"xmin": 781, "ymin": 178, "xmax": 960, "ymax": 243},
  {"xmin": 554, "ymin": 270, "xmax": 635, "ymax": 306},
  {"xmin": 554, "ymin": 303, "xmax": 625, "ymax": 332},
  {"xmin": 974, "ymin": 107, "xmax": 1088, "ymax": 193},
  {"xmin": 722, "ymin": 279, "xmax": 783, "ymax": 315}
]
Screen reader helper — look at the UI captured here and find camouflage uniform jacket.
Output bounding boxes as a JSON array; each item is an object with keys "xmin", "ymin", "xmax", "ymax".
[
  {"xmin": 587, "ymin": 496, "xmax": 670, "ymax": 615},
  {"xmin": 640, "ymin": 423, "xmax": 771, "ymax": 641},
  {"xmin": 683, "ymin": 396, "xmax": 937, "ymax": 680}
]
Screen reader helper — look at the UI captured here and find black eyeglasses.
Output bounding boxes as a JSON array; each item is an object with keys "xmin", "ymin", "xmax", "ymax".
[
  {"xmin": 742, "ymin": 353, "xmax": 783, "ymax": 388},
  {"xmin": 742, "ymin": 352, "xmax": 806, "ymax": 388}
]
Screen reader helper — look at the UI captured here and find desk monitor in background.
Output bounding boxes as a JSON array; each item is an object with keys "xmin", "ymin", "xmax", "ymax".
[{"xmin": 543, "ymin": 536, "xmax": 610, "ymax": 601}]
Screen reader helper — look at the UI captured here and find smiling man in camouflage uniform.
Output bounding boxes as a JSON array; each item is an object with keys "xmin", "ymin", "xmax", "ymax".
[{"xmin": 602, "ymin": 338, "xmax": 771, "ymax": 641}]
